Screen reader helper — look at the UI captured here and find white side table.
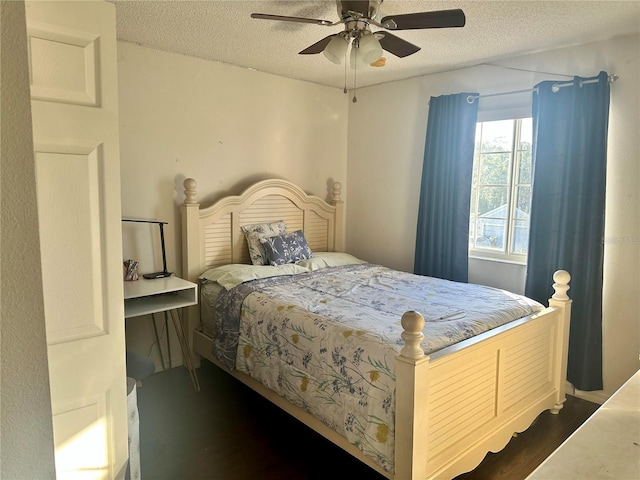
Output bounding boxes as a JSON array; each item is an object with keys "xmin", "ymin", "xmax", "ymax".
[{"xmin": 124, "ymin": 276, "xmax": 199, "ymax": 391}]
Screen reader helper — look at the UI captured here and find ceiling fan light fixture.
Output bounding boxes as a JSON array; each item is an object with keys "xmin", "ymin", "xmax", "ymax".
[
  {"xmin": 357, "ymin": 31, "xmax": 383, "ymax": 63},
  {"xmin": 253, "ymin": 1, "xmax": 467, "ymax": 69},
  {"xmin": 323, "ymin": 35, "xmax": 349, "ymax": 64},
  {"xmin": 349, "ymin": 45, "xmax": 368, "ymax": 70}
]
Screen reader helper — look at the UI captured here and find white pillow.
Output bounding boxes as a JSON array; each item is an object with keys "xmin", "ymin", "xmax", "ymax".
[
  {"xmin": 240, "ymin": 221, "xmax": 287, "ymax": 266},
  {"xmin": 297, "ymin": 252, "xmax": 367, "ymax": 271},
  {"xmin": 199, "ymin": 263, "xmax": 308, "ymax": 290}
]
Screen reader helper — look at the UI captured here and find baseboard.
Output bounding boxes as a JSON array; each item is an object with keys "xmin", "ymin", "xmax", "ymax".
[
  {"xmin": 565, "ymin": 381, "xmax": 608, "ymax": 405},
  {"xmin": 572, "ymin": 389, "xmax": 608, "ymax": 405},
  {"xmin": 153, "ymin": 354, "xmax": 184, "ymax": 372}
]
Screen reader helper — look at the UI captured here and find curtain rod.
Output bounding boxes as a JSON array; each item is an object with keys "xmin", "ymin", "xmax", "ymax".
[{"xmin": 466, "ymin": 73, "xmax": 618, "ymax": 104}]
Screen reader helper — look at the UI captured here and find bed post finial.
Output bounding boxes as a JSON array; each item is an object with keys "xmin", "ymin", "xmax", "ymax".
[
  {"xmin": 331, "ymin": 181, "xmax": 343, "ymax": 204},
  {"xmin": 184, "ymin": 178, "xmax": 198, "ymax": 205},
  {"xmin": 331, "ymin": 181, "xmax": 345, "ymax": 252},
  {"xmin": 400, "ymin": 311, "xmax": 425, "ymax": 360},
  {"xmin": 552, "ymin": 270, "xmax": 571, "ymax": 301}
]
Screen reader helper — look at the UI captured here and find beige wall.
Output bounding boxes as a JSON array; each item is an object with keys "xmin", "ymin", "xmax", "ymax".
[
  {"xmin": 347, "ymin": 34, "xmax": 640, "ymax": 399},
  {"xmin": 117, "ymin": 42, "xmax": 348, "ymax": 368},
  {"xmin": 120, "ymin": 35, "xmax": 639, "ymax": 398},
  {"xmin": 0, "ymin": 1, "xmax": 56, "ymax": 477}
]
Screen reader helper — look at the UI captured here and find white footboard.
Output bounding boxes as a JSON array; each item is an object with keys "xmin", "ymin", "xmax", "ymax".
[{"xmin": 395, "ymin": 271, "xmax": 571, "ymax": 480}]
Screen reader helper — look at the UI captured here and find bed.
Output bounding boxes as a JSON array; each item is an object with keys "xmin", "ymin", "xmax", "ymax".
[{"xmin": 180, "ymin": 177, "xmax": 572, "ymax": 480}]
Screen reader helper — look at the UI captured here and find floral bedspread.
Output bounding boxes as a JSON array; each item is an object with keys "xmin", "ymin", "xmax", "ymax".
[{"xmin": 210, "ymin": 264, "xmax": 542, "ymax": 472}]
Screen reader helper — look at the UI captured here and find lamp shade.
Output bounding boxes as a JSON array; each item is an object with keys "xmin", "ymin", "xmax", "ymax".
[
  {"xmin": 358, "ymin": 33, "xmax": 383, "ymax": 64},
  {"xmin": 323, "ymin": 35, "xmax": 348, "ymax": 64}
]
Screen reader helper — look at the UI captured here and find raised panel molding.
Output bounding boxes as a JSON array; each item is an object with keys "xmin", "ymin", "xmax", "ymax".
[
  {"xmin": 27, "ymin": 22, "xmax": 99, "ymax": 106},
  {"xmin": 52, "ymin": 391, "xmax": 113, "ymax": 479},
  {"xmin": 34, "ymin": 141, "xmax": 109, "ymax": 344}
]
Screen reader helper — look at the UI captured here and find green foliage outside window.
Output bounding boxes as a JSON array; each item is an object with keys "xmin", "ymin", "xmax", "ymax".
[{"xmin": 469, "ymin": 118, "xmax": 532, "ymax": 260}]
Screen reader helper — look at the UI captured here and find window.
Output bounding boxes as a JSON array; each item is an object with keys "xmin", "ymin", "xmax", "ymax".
[{"xmin": 469, "ymin": 118, "xmax": 532, "ymax": 263}]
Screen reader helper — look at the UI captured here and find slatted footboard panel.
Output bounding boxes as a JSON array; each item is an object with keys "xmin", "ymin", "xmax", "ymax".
[
  {"xmin": 426, "ymin": 349, "xmax": 499, "ymax": 466},
  {"xmin": 424, "ymin": 312, "xmax": 559, "ymax": 476},
  {"xmin": 502, "ymin": 323, "xmax": 554, "ymax": 413}
]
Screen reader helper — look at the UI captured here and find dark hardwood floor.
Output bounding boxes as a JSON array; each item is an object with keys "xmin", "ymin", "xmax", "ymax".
[{"xmin": 136, "ymin": 360, "xmax": 599, "ymax": 480}]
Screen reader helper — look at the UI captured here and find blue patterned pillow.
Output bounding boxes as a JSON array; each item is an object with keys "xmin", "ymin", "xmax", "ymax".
[
  {"xmin": 260, "ymin": 230, "xmax": 313, "ymax": 266},
  {"xmin": 240, "ymin": 221, "xmax": 287, "ymax": 265}
]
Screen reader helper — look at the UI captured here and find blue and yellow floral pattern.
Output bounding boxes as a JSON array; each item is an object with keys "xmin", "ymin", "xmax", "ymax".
[{"xmin": 211, "ymin": 264, "xmax": 542, "ymax": 472}]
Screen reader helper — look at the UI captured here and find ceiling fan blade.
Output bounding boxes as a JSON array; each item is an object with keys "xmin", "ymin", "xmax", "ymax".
[
  {"xmin": 381, "ymin": 9, "xmax": 466, "ymax": 30},
  {"xmin": 376, "ymin": 32, "xmax": 420, "ymax": 58},
  {"xmin": 299, "ymin": 35, "xmax": 337, "ymax": 55},
  {"xmin": 251, "ymin": 13, "xmax": 334, "ymax": 26}
]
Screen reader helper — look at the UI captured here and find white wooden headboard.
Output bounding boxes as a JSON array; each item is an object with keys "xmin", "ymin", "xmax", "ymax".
[{"xmin": 180, "ymin": 177, "xmax": 345, "ymax": 352}]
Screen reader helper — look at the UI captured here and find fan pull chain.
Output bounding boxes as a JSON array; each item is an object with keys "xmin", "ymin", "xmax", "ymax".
[
  {"xmin": 343, "ymin": 47, "xmax": 348, "ymax": 94},
  {"xmin": 352, "ymin": 50, "xmax": 358, "ymax": 103}
]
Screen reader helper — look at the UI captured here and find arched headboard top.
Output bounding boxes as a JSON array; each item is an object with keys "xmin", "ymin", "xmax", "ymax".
[
  {"xmin": 187, "ymin": 177, "xmax": 341, "ymax": 220},
  {"xmin": 181, "ymin": 177, "xmax": 345, "ymax": 284}
]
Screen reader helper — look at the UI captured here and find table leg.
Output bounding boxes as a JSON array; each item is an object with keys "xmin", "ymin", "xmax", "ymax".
[
  {"xmin": 169, "ymin": 308, "xmax": 200, "ymax": 392},
  {"xmin": 150, "ymin": 313, "xmax": 166, "ymax": 371},
  {"xmin": 164, "ymin": 310, "xmax": 171, "ymax": 369}
]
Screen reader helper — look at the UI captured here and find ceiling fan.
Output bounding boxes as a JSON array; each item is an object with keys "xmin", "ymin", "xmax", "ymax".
[{"xmin": 251, "ymin": 0, "xmax": 466, "ymax": 66}]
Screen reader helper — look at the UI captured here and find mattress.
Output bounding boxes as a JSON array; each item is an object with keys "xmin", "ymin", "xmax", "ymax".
[{"xmin": 200, "ymin": 280, "xmax": 224, "ymax": 337}]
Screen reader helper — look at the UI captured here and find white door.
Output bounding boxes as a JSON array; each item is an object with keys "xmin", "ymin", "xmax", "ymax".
[{"xmin": 26, "ymin": 1, "xmax": 129, "ymax": 478}]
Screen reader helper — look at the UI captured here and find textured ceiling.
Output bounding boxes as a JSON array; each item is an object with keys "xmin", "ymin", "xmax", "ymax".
[{"xmin": 111, "ymin": 0, "xmax": 640, "ymax": 89}]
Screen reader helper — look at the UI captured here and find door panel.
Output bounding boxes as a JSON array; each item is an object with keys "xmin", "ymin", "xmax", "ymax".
[
  {"xmin": 35, "ymin": 146, "xmax": 107, "ymax": 343},
  {"xmin": 27, "ymin": 20, "xmax": 99, "ymax": 106},
  {"xmin": 26, "ymin": 1, "xmax": 128, "ymax": 478}
]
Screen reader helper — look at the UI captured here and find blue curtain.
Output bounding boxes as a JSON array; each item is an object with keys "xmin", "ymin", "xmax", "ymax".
[
  {"xmin": 525, "ymin": 71, "xmax": 610, "ymax": 391},
  {"xmin": 414, "ymin": 92, "xmax": 478, "ymax": 282}
]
